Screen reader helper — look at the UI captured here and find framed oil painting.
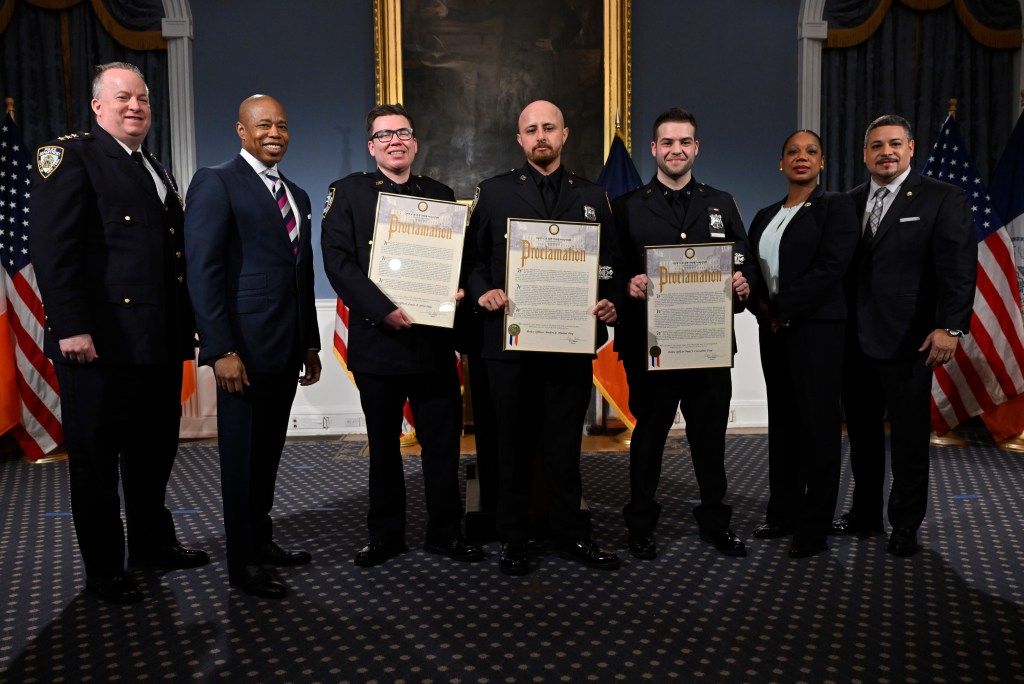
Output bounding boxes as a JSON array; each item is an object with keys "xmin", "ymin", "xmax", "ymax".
[{"xmin": 374, "ymin": 0, "xmax": 631, "ymax": 199}]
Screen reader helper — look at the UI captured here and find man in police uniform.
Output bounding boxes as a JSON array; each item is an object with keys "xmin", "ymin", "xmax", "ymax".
[
  {"xmin": 462, "ymin": 99, "xmax": 622, "ymax": 575},
  {"xmin": 321, "ymin": 103, "xmax": 483, "ymax": 568},
  {"xmin": 613, "ymin": 107, "xmax": 754, "ymax": 560},
  {"xmin": 30, "ymin": 62, "xmax": 208, "ymax": 604}
]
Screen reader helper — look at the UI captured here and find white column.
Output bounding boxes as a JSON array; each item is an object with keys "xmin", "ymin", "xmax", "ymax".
[
  {"xmin": 797, "ymin": 0, "xmax": 828, "ymax": 132},
  {"xmin": 161, "ymin": 0, "xmax": 196, "ymax": 190}
]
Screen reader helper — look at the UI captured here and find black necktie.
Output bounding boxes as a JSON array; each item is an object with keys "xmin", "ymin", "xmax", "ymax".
[
  {"xmin": 670, "ymin": 189, "xmax": 687, "ymax": 225},
  {"xmin": 394, "ymin": 182, "xmax": 411, "ymax": 195},
  {"xmin": 131, "ymin": 150, "xmax": 159, "ymax": 196},
  {"xmin": 540, "ymin": 176, "xmax": 557, "ymax": 215}
]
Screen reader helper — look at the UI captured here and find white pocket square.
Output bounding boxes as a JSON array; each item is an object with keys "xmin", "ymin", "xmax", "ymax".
[{"xmin": 899, "ymin": 216, "xmax": 921, "ymax": 223}]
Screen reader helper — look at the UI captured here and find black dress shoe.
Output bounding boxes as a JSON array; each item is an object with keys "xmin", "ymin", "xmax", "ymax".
[
  {"xmin": 128, "ymin": 543, "xmax": 210, "ymax": 570},
  {"xmin": 753, "ymin": 523, "xmax": 790, "ymax": 539},
  {"xmin": 830, "ymin": 512, "xmax": 884, "ymax": 537},
  {"xmin": 229, "ymin": 564, "xmax": 287, "ymax": 599},
  {"xmin": 85, "ymin": 573, "xmax": 144, "ymax": 604},
  {"xmin": 887, "ymin": 528, "xmax": 920, "ymax": 557},
  {"xmin": 354, "ymin": 542, "xmax": 407, "ymax": 567},
  {"xmin": 557, "ymin": 540, "xmax": 622, "ymax": 569},
  {"xmin": 498, "ymin": 542, "xmax": 529, "ymax": 576},
  {"xmin": 424, "ymin": 538, "xmax": 485, "ymax": 562},
  {"xmin": 699, "ymin": 529, "xmax": 747, "ymax": 557},
  {"xmin": 259, "ymin": 541, "xmax": 311, "ymax": 567},
  {"xmin": 628, "ymin": 533, "xmax": 657, "ymax": 560},
  {"xmin": 788, "ymin": 540, "xmax": 829, "ymax": 558}
]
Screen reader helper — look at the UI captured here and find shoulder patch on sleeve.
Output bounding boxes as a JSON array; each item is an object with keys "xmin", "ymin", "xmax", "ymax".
[
  {"xmin": 36, "ymin": 146, "xmax": 64, "ymax": 178},
  {"xmin": 323, "ymin": 187, "xmax": 336, "ymax": 218}
]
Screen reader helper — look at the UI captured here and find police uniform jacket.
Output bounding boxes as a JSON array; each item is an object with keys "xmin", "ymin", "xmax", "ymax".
[
  {"xmin": 30, "ymin": 124, "xmax": 194, "ymax": 365},
  {"xmin": 321, "ymin": 170, "xmax": 458, "ymax": 375},
  {"xmin": 463, "ymin": 166, "xmax": 621, "ymax": 361},
  {"xmin": 612, "ymin": 175, "xmax": 755, "ymax": 365}
]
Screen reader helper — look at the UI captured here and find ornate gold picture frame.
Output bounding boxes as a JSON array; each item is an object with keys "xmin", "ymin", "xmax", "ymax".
[{"xmin": 373, "ymin": 0, "xmax": 631, "ymax": 198}]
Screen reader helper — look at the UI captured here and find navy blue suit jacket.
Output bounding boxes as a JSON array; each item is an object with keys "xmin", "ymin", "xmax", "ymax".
[{"xmin": 184, "ymin": 155, "xmax": 319, "ymax": 373}]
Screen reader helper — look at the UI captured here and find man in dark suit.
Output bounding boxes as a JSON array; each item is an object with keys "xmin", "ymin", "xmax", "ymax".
[
  {"xmin": 613, "ymin": 107, "xmax": 754, "ymax": 560},
  {"xmin": 30, "ymin": 62, "xmax": 208, "ymax": 604},
  {"xmin": 463, "ymin": 99, "xmax": 622, "ymax": 576},
  {"xmin": 834, "ymin": 114, "xmax": 976, "ymax": 557},
  {"xmin": 321, "ymin": 103, "xmax": 483, "ymax": 568},
  {"xmin": 184, "ymin": 95, "xmax": 321, "ymax": 598}
]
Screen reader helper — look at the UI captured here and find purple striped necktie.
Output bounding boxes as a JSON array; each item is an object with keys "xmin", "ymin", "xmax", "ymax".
[{"xmin": 266, "ymin": 172, "xmax": 299, "ymax": 256}]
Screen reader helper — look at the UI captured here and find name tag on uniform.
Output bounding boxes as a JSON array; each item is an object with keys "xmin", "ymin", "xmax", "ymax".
[{"xmin": 899, "ymin": 216, "xmax": 921, "ymax": 223}]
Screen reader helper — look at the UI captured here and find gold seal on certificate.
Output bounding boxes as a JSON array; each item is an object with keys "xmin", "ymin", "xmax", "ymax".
[
  {"xmin": 367, "ymin": 192, "xmax": 469, "ymax": 328},
  {"xmin": 503, "ymin": 218, "xmax": 600, "ymax": 354},
  {"xmin": 645, "ymin": 243, "xmax": 735, "ymax": 370}
]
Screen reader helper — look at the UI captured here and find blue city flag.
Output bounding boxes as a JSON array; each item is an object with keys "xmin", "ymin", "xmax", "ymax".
[{"xmin": 597, "ymin": 131, "xmax": 642, "ymax": 200}]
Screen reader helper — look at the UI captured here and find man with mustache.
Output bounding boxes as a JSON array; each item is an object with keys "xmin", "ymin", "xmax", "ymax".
[
  {"xmin": 321, "ymin": 103, "xmax": 483, "ymax": 568},
  {"xmin": 462, "ymin": 99, "xmax": 622, "ymax": 575},
  {"xmin": 834, "ymin": 115, "xmax": 976, "ymax": 556},
  {"xmin": 30, "ymin": 62, "xmax": 208, "ymax": 604},
  {"xmin": 612, "ymin": 107, "xmax": 754, "ymax": 560},
  {"xmin": 184, "ymin": 95, "xmax": 321, "ymax": 597}
]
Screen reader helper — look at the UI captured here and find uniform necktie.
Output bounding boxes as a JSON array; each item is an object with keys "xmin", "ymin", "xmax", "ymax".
[
  {"xmin": 540, "ymin": 176, "xmax": 557, "ymax": 215},
  {"xmin": 267, "ymin": 172, "xmax": 299, "ymax": 256},
  {"xmin": 131, "ymin": 150, "xmax": 158, "ymax": 196},
  {"xmin": 868, "ymin": 186, "xmax": 889, "ymax": 236}
]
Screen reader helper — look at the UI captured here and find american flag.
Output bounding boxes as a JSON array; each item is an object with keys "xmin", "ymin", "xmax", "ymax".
[
  {"xmin": 333, "ymin": 297, "xmax": 416, "ymax": 437},
  {"xmin": 0, "ymin": 112, "xmax": 63, "ymax": 459},
  {"xmin": 922, "ymin": 113, "xmax": 1024, "ymax": 433}
]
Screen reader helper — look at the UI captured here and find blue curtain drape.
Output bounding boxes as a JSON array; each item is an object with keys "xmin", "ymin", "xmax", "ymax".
[
  {"xmin": 820, "ymin": 0, "xmax": 1020, "ymax": 191},
  {"xmin": 0, "ymin": 0, "xmax": 170, "ymax": 164}
]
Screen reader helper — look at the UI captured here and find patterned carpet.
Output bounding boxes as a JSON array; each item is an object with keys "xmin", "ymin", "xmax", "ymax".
[{"xmin": 1, "ymin": 431, "xmax": 1022, "ymax": 683}]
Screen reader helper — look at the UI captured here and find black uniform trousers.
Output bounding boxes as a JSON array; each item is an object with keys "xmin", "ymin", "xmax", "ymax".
[
  {"xmin": 759, "ymin": 321, "xmax": 845, "ymax": 545},
  {"xmin": 487, "ymin": 354, "xmax": 592, "ymax": 544},
  {"xmin": 623, "ymin": 364, "xmax": 732, "ymax": 535},
  {"xmin": 843, "ymin": 345, "xmax": 933, "ymax": 532},
  {"xmin": 216, "ymin": 369, "xmax": 297, "ymax": 571},
  {"xmin": 353, "ymin": 365, "xmax": 463, "ymax": 546},
  {"xmin": 56, "ymin": 362, "xmax": 182, "ymax": 577}
]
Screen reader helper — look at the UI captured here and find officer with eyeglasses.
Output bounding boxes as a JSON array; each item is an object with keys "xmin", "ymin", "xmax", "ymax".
[{"xmin": 321, "ymin": 103, "xmax": 484, "ymax": 568}]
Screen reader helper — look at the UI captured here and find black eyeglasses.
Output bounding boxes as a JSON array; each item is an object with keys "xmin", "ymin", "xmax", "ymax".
[{"xmin": 370, "ymin": 128, "xmax": 414, "ymax": 142}]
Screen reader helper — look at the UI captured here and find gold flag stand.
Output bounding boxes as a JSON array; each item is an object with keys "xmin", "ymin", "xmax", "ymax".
[{"xmin": 930, "ymin": 431, "xmax": 966, "ymax": 447}]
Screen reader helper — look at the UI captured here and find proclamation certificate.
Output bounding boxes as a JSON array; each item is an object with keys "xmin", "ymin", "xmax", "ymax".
[
  {"xmin": 503, "ymin": 218, "xmax": 600, "ymax": 354},
  {"xmin": 645, "ymin": 243, "xmax": 734, "ymax": 370},
  {"xmin": 367, "ymin": 192, "xmax": 469, "ymax": 328}
]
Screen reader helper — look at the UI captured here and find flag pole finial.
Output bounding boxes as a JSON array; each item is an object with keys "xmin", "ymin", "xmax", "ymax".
[
  {"xmin": 948, "ymin": 98, "xmax": 958, "ymax": 119},
  {"xmin": 615, "ymin": 110, "xmax": 621, "ymax": 131},
  {"xmin": 4, "ymin": 97, "xmax": 14, "ymax": 121}
]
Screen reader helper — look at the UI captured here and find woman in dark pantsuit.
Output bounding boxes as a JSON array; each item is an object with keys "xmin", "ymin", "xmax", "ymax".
[{"xmin": 747, "ymin": 130, "xmax": 860, "ymax": 557}]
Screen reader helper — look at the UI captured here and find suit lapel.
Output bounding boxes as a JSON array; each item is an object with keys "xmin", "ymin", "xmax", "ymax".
[
  {"xmin": 235, "ymin": 156, "xmax": 294, "ymax": 252},
  {"xmin": 870, "ymin": 172, "xmax": 921, "ymax": 248}
]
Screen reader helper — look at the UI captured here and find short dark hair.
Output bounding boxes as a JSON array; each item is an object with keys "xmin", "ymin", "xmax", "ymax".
[
  {"xmin": 652, "ymin": 107, "xmax": 698, "ymax": 142},
  {"xmin": 863, "ymin": 114, "xmax": 913, "ymax": 147},
  {"xmin": 365, "ymin": 103, "xmax": 415, "ymax": 140},
  {"xmin": 780, "ymin": 129, "xmax": 823, "ymax": 156},
  {"xmin": 92, "ymin": 62, "xmax": 146, "ymax": 99}
]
